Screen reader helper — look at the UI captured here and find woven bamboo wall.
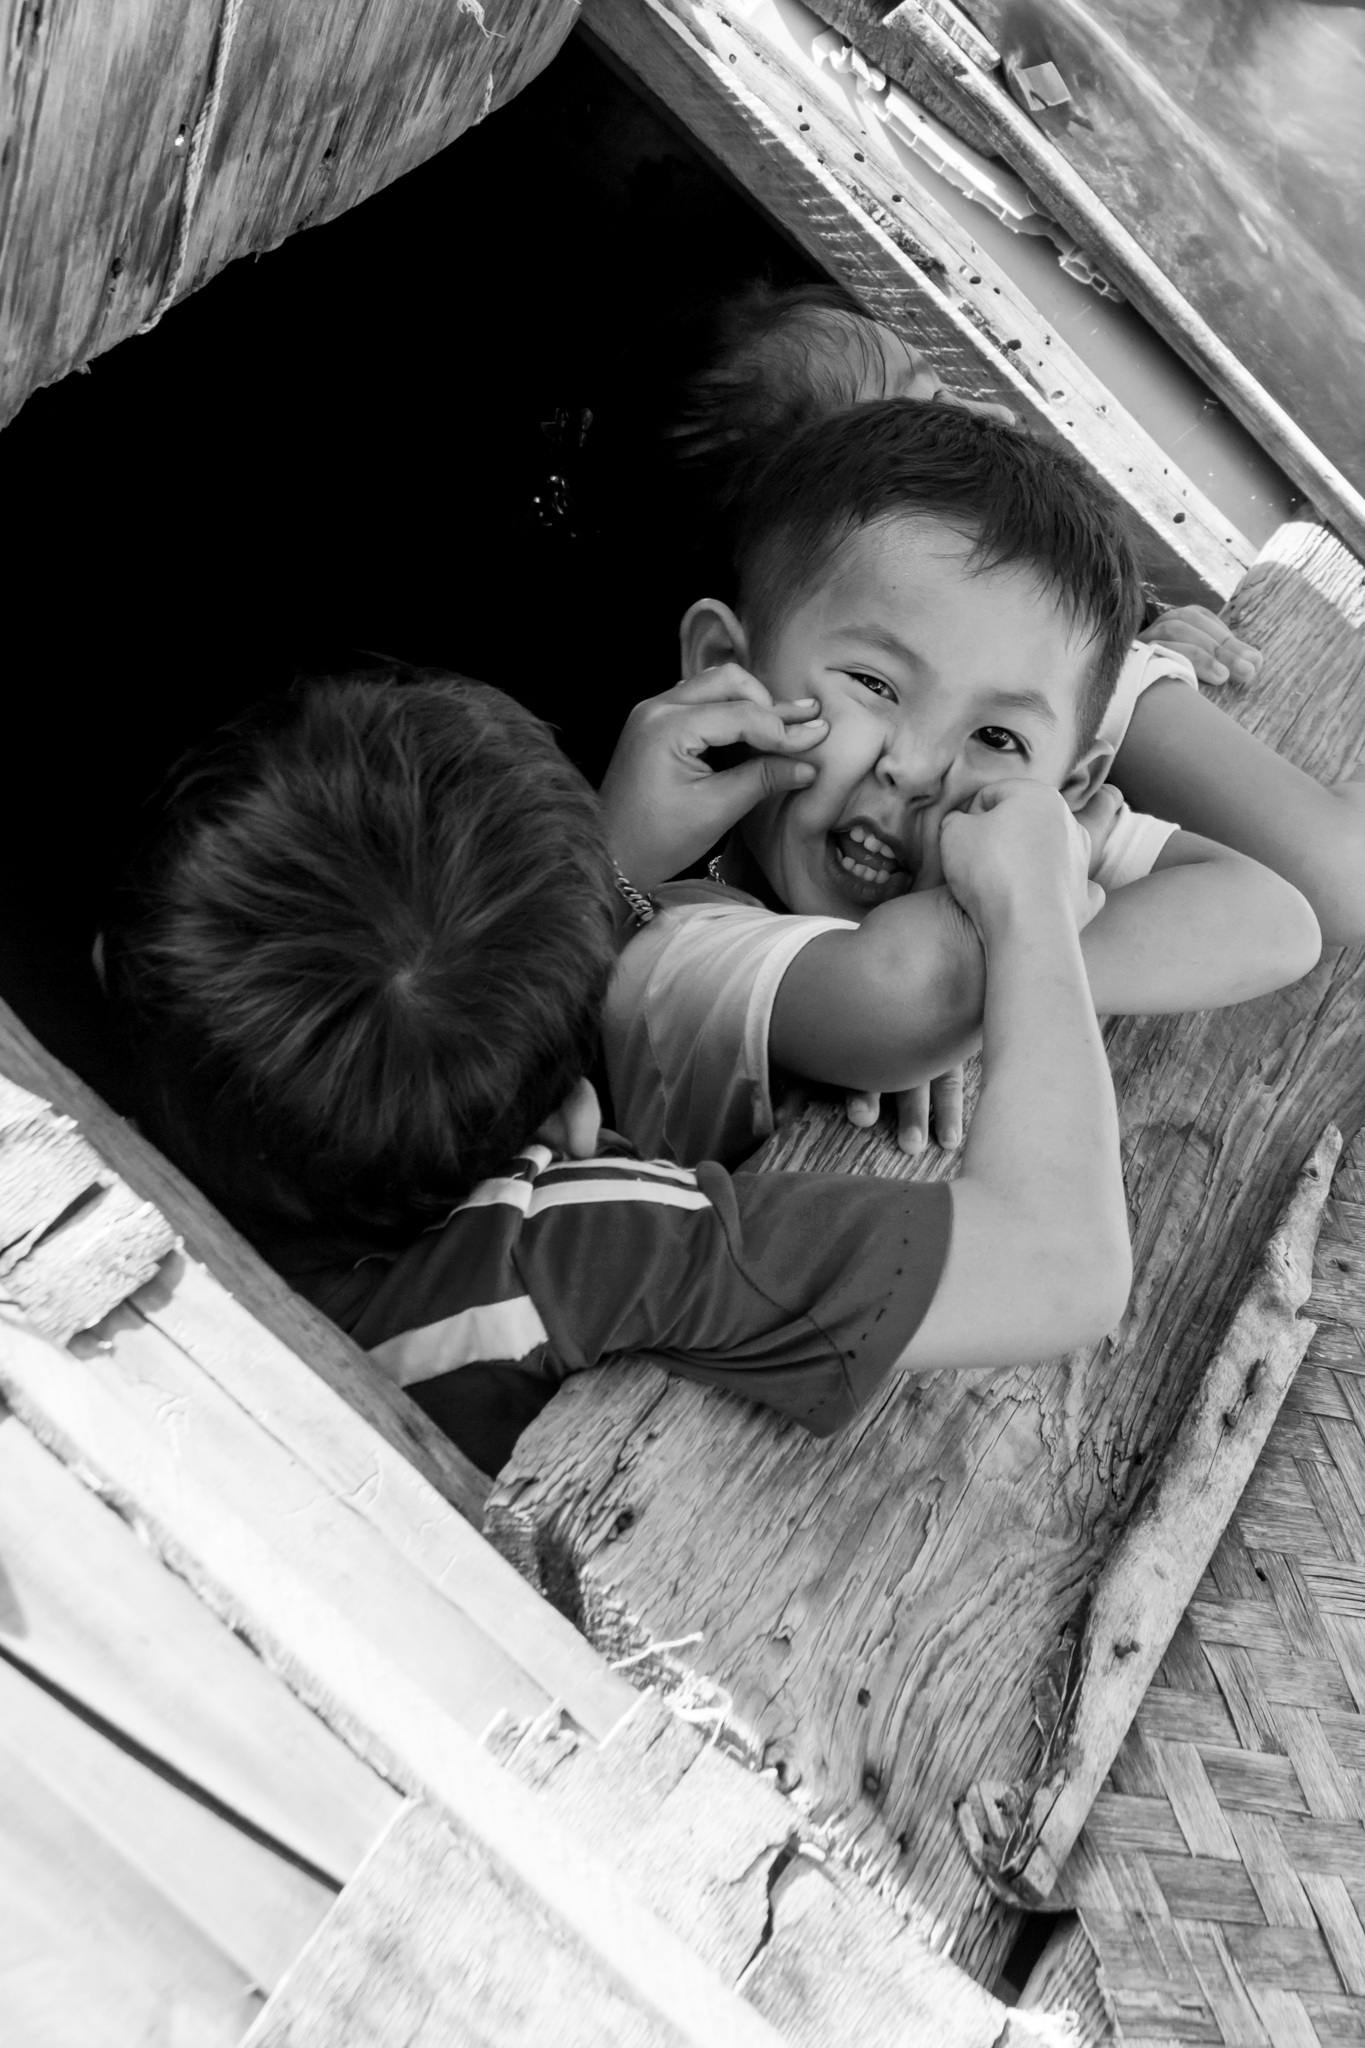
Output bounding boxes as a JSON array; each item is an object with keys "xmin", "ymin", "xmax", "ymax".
[{"xmin": 1067, "ymin": 1128, "xmax": 1365, "ymax": 2046}]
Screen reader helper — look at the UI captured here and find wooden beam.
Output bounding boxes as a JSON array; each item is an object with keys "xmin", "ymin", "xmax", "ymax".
[
  {"xmin": 485, "ymin": 519, "xmax": 1365, "ymax": 1987},
  {"xmin": 0, "ymin": 1735, "xmax": 263, "ymax": 2048},
  {"xmin": 0, "ymin": 1311, "xmax": 793, "ymax": 2048},
  {"xmin": 813, "ymin": 0, "xmax": 1365, "ymax": 562},
  {"xmin": 0, "ymin": 1650, "xmax": 336, "ymax": 1994},
  {"xmin": 246, "ymin": 1799, "xmax": 793, "ymax": 2048},
  {"xmin": 0, "ymin": 0, "xmax": 579, "ymax": 425},
  {"xmin": 581, "ymin": 0, "xmax": 1252, "ymax": 599},
  {"xmin": 0, "ymin": 1408, "xmax": 399, "ymax": 1883}
]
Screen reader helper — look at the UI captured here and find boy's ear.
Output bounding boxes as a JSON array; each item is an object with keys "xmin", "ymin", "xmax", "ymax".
[
  {"xmin": 1060, "ymin": 741, "xmax": 1116, "ymax": 812},
  {"xmin": 679, "ymin": 598, "xmax": 750, "ymax": 680}
]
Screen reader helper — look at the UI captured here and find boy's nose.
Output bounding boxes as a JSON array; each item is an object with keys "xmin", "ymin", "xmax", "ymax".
[{"xmin": 877, "ymin": 731, "xmax": 949, "ymax": 802}]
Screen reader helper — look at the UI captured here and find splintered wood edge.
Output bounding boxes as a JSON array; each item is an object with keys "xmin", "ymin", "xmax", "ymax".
[
  {"xmin": 958, "ymin": 1124, "xmax": 1343, "ymax": 1907},
  {"xmin": 0, "ymin": 1004, "xmax": 491, "ymax": 1522}
]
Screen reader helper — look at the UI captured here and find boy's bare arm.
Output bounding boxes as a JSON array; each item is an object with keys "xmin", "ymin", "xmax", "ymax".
[
  {"xmin": 1114, "ymin": 681, "xmax": 1365, "ymax": 946},
  {"xmin": 1079, "ymin": 828, "xmax": 1320, "ymax": 1008},
  {"xmin": 892, "ymin": 784, "xmax": 1130, "ymax": 1371},
  {"xmin": 769, "ymin": 823, "xmax": 1319, "ymax": 1097}
]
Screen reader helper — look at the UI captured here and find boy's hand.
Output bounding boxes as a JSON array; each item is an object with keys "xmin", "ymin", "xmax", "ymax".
[
  {"xmin": 941, "ymin": 781, "xmax": 1101, "ymax": 939},
  {"xmin": 846, "ymin": 1066, "xmax": 966, "ymax": 1157},
  {"xmin": 600, "ymin": 667, "xmax": 827, "ymax": 891},
  {"xmin": 1138, "ymin": 604, "xmax": 1262, "ymax": 686}
]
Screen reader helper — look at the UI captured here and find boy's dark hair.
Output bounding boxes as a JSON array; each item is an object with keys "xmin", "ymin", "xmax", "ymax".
[
  {"xmin": 104, "ymin": 671, "xmax": 616, "ymax": 1240},
  {"xmin": 666, "ymin": 280, "xmax": 883, "ymax": 519},
  {"xmin": 733, "ymin": 399, "xmax": 1145, "ymax": 745}
]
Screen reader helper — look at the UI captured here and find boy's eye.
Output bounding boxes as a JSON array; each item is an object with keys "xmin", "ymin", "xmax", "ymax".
[
  {"xmin": 846, "ymin": 670, "xmax": 897, "ymax": 702},
  {"xmin": 975, "ymin": 725, "xmax": 1026, "ymax": 756}
]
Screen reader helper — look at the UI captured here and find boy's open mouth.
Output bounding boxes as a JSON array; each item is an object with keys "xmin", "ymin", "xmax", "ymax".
[{"xmin": 829, "ymin": 821, "xmax": 912, "ymax": 903}]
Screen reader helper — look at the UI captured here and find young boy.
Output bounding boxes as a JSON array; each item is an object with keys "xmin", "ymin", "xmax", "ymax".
[
  {"xmin": 103, "ymin": 668, "xmax": 1129, "ymax": 1478},
  {"xmin": 603, "ymin": 401, "xmax": 1321, "ymax": 1168},
  {"xmin": 662, "ymin": 281, "xmax": 1365, "ymax": 947}
]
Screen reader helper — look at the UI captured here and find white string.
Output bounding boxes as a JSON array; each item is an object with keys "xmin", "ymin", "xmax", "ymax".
[{"xmin": 139, "ymin": 0, "xmax": 245, "ymax": 335}]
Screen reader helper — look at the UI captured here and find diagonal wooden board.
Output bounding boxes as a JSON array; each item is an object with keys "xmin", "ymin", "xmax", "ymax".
[
  {"xmin": 487, "ymin": 519, "xmax": 1365, "ymax": 1986},
  {"xmin": 582, "ymin": 0, "xmax": 1251, "ymax": 604}
]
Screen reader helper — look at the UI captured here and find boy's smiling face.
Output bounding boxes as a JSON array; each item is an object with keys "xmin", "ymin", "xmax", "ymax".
[{"xmin": 713, "ymin": 515, "xmax": 1107, "ymax": 921}]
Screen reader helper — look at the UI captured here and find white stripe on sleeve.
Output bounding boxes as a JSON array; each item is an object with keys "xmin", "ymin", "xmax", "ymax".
[
  {"xmin": 528, "ymin": 1178, "xmax": 711, "ymax": 1218},
  {"xmin": 370, "ymin": 1295, "xmax": 550, "ymax": 1386}
]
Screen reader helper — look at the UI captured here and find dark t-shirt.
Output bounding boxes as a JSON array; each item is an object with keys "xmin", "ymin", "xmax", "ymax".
[{"xmin": 275, "ymin": 1143, "xmax": 952, "ymax": 1476}]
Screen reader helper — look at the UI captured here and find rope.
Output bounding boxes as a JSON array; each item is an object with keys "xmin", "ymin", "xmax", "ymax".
[{"xmin": 139, "ymin": 0, "xmax": 245, "ymax": 335}]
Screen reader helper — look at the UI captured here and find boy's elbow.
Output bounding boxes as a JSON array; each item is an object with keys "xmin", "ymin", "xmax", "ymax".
[
  {"xmin": 1316, "ymin": 827, "xmax": 1365, "ymax": 947},
  {"xmin": 1276, "ymin": 879, "xmax": 1323, "ymax": 980},
  {"xmin": 1035, "ymin": 1230, "xmax": 1131, "ymax": 1357}
]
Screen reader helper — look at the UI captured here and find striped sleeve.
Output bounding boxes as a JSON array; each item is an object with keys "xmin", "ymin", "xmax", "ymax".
[{"xmin": 309, "ymin": 1147, "xmax": 951, "ymax": 1468}]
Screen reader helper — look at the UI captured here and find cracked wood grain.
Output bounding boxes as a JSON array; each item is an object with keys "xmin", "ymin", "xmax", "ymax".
[{"xmin": 486, "ymin": 1695, "xmax": 1075, "ymax": 2046}]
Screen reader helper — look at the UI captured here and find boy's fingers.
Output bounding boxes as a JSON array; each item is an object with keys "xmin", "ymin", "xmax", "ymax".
[
  {"xmin": 930, "ymin": 1069, "xmax": 965, "ymax": 1150},
  {"xmin": 680, "ymin": 702, "xmax": 827, "ymax": 760},
  {"xmin": 845, "ymin": 1089, "xmax": 881, "ymax": 1128},
  {"xmin": 896, "ymin": 1085, "xmax": 930, "ymax": 1157},
  {"xmin": 709, "ymin": 755, "xmax": 817, "ymax": 818},
  {"xmin": 676, "ymin": 666, "xmax": 772, "ymax": 707}
]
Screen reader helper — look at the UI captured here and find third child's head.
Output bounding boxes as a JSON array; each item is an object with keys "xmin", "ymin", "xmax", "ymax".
[
  {"xmin": 666, "ymin": 280, "xmax": 1014, "ymax": 524},
  {"xmin": 103, "ymin": 672, "xmax": 616, "ymax": 1239},
  {"xmin": 681, "ymin": 401, "xmax": 1144, "ymax": 920}
]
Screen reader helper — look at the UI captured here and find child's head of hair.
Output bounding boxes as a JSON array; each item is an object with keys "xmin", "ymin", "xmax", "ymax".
[
  {"xmin": 664, "ymin": 279, "xmax": 1009, "ymax": 525},
  {"xmin": 732, "ymin": 399, "xmax": 1144, "ymax": 747},
  {"xmin": 104, "ymin": 670, "xmax": 616, "ymax": 1241}
]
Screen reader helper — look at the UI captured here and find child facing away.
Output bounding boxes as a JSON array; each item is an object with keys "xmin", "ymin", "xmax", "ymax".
[
  {"xmin": 601, "ymin": 400, "xmax": 1325, "ymax": 1170},
  {"xmin": 103, "ymin": 667, "xmax": 1130, "ymax": 1479}
]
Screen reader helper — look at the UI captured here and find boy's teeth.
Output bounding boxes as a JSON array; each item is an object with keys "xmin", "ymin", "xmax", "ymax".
[{"xmin": 849, "ymin": 823, "xmax": 896, "ymax": 860}]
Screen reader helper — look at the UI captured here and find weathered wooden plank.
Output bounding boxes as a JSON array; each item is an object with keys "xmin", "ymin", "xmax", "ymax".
[
  {"xmin": 0, "ymin": 1405, "xmax": 400, "ymax": 1883},
  {"xmin": 245, "ymin": 1798, "xmax": 788, "ymax": 2048},
  {"xmin": 487, "ymin": 1694, "xmax": 1069, "ymax": 2045},
  {"xmin": 487, "ymin": 519, "xmax": 1365, "ymax": 1985},
  {"xmin": 811, "ymin": 0, "xmax": 1365, "ymax": 559},
  {"xmin": 0, "ymin": 0, "xmax": 580, "ymax": 425},
  {"xmin": 0, "ymin": 1060, "xmax": 633, "ymax": 1739},
  {"xmin": 0, "ymin": 1313, "xmax": 798, "ymax": 2048},
  {"xmin": 959, "ymin": 1128, "xmax": 1340, "ymax": 1906},
  {"xmin": 133, "ymin": 1252, "xmax": 633, "ymax": 1743},
  {"xmin": 0, "ymin": 1736, "xmax": 263, "ymax": 2048},
  {"xmin": 0, "ymin": 1650, "xmax": 336, "ymax": 1993},
  {"xmin": 582, "ymin": 0, "xmax": 1251, "ymax": 601},
  {"xmin": 0, "ymin": 994, "xmax": 490, "ymax": 1522},
  {"xmin": 52, "ymin": 1301, "xmax": 563, "ymax": 1742}
]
